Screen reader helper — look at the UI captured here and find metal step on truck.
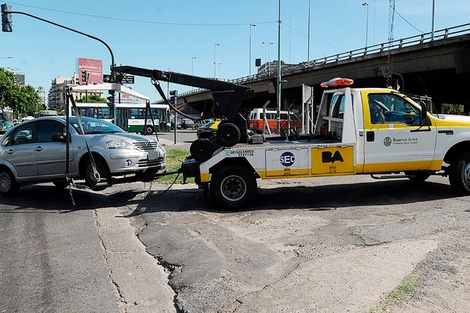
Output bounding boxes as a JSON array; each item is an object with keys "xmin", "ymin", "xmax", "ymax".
[{"xmin": 112, "ymin": 66, "xmax": 470, "ymax": 209}]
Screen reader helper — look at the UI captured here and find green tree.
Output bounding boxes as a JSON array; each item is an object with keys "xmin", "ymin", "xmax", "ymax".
[
  {"xmin": 76, "ymin": 94, "xmax": 107, "ymax": 103},
  {"xmin": 0, "ymin": 67, "xmax": 41, "ymax": 118}
]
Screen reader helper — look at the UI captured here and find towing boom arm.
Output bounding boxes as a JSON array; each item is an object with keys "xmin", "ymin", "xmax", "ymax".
[{"xmin": 112, "ymin": 65, "xmax": 254, "ymax": 142}]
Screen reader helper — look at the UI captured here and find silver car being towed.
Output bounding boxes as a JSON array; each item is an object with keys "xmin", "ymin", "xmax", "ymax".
[{"xmin": 0, "ymin": 116, "xmax": 166, "ymax": 195}]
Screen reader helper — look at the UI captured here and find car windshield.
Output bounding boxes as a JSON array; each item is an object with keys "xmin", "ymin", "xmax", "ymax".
[{"xmin": 69, "ymin": 117, "xmax": 125, "ymax": 135}]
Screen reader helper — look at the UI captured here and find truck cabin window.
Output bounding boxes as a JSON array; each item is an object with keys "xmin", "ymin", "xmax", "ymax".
[
  {"xmin": 368, "ymin": 94, "xmax": 421, "ymax": 125},
  {"xmin": 330, "ymin": 94, "xmax": 345, "ymax": 119}
]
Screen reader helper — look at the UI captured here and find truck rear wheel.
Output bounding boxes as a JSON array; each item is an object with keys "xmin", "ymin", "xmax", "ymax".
[
  {"xmin": 449, "ymin": 152, "xmax": 470, "ymax": 195},
  {"xmin": 210, "ymin": 165, "xmax": 256, "ymax": 209}
]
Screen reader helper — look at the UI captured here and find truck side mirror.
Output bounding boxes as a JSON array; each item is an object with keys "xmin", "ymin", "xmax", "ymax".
[{"xmin": 419, "ymin": 101, "xmax": 429, "ymax": 125}]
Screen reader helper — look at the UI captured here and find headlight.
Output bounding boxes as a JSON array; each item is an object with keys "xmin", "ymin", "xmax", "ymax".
[{"xmin": 106, "ymin": 140, "xmax": 133, "ymax": 149}]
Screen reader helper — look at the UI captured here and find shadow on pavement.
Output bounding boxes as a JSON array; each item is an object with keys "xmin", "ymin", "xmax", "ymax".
[{"xmin": 125, "ymin": 179, "xmax": 462, "ymax": 216}]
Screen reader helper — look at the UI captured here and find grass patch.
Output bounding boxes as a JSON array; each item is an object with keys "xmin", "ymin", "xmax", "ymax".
[
  {"xmin": 156, "ymin": 149, "xmax": 194, "ymax": 184},
  {"xmin": 388, "ymin": 271, "xmax": 419, "ymax": 301},
  {"xmin": 368, "ymin": 271, "xmax": 420, "ymax": 313}
]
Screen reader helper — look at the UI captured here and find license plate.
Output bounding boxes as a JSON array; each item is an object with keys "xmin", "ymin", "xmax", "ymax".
[{"xmin": 147, "ymin": 152, "xmax": 158, "ymax": 160}]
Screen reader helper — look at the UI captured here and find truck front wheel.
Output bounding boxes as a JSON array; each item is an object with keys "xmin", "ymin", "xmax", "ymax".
[
  {"xmin": 449, "ymin": 152, "xmax": 470, "ymax": 195},
  {"xmin": 210, "ymin": 165, "xmax": 257, "ymax": 209}
]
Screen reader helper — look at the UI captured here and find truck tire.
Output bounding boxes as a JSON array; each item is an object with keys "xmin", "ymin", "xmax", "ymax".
[
  {"xmin": 190, "ymin": 138, "xmax": 214, "ymax": 162},
  {"xmin": 216, "ymin": 122, "xmax": 241, "ymax": 147},
  {"xmin": 0, "ymin": 167, "xmax": 20, "ymax": 196},
  {"xmin": 448, "ymin": 152, "xmax": 470, "ymax": 195},
  {"xmin": 210, "ymin": 165, "xmax": 257, "ymax": 209}
]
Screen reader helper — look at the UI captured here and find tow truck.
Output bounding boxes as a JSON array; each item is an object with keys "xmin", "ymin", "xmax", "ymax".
[{"xmin": 112, "ymin": 66, "xmax": 470, "ymax": 208}]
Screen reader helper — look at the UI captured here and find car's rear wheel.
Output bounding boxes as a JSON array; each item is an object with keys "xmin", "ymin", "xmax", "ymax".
[
  {"xmin": 0, "ymin": 167, "xmax": 20, "ymax": 196},
  {"xmin": 85, "ymin": 158, "xmax": 111, "ymax": 191}
]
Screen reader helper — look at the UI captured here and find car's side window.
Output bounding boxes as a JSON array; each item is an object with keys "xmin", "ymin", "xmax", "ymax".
[
  {"xmin": 11, "ymin": 123, "xmax": 34, "ymax": 145},
  {"xmin": 37, "ymin": 120, "xmax": 65, "ymax": 142}
]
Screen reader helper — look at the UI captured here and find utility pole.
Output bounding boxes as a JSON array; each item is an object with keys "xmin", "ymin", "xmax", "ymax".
[{"xmin": 276, "ymin": 0, "xmax": 282, "ymax": 134}]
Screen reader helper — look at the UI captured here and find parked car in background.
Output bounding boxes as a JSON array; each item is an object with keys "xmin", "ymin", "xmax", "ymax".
[
  {"xmin": 0, "ymin": 121, "xmax": 14, "ymax": 134},
  {"xmin": 0, "ymin": 116, "xmax": 166, "ymax": 195},
  {"xmin": 20, "ymin": 116, "xmax": 34, "ymax": 123},
  {"xmin": 197, "ymin": 119, "xmax": 220, "ymax": 138},
  {"xmin": 181, "ymin": 118, "xmax": 195, "ymax": 129}
]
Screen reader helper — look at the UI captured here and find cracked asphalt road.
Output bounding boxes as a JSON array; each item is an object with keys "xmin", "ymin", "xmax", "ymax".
[
  {"xmin": 2, "ymin": 171, "xmax": 469, "ymax": 312},
  {"xmin": 126, "ymin": 174, "xmax": 470, "ymax": 312}
]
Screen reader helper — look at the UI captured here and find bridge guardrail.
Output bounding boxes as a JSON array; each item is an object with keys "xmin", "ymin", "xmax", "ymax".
[{"xmin": 178, "ymin": 23, "xmax": 470, "ymax": 98}]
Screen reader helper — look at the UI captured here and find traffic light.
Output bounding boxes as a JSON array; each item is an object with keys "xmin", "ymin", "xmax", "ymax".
[
  {"xmin": 1, "ymin": 3, "xmax": 12, "ymax": 32},
  {"xmin": 372, "ymin": 67, "xmax": 379, "ymax": 77},
  {"xmin": 81, "ymin": 70, "xmax": 88, "ymax": 85},
  {"xmin": 169, "ymin": 90, "xmax": 178, "ymax": 104}
]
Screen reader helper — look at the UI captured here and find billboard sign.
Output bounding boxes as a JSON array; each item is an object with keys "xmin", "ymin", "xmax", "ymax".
[{"xmin": 77, "ymin": 58, "xmax": 103, "ymax": 85}]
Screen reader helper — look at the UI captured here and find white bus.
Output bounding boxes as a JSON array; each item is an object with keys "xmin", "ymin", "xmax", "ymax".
[{"xmin": 71, "ymin": 83, "xmax": 169, "ymax": 134}]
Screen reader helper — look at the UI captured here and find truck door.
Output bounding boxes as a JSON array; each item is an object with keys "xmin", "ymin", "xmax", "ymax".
[{"xmin": 362, "ymin": 92, "xmax": 437, "ymax": 173}]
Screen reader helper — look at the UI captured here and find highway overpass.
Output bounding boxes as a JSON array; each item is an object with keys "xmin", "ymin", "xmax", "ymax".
[{"xmin": 176, "ymin": 23, "xmax": 470, "ymax": 117}]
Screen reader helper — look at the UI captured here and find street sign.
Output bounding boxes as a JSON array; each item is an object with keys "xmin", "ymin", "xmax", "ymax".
[{"xmin": 121, "ymin": 75, "xmax": 135, "ymax": 84}]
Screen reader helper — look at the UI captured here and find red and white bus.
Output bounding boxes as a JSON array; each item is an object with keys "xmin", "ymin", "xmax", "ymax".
[{"xmin": 247, "ymin": 108, "xmax": 302, "ymax": 134}]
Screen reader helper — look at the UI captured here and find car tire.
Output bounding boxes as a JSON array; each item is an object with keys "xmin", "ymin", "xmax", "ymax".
[
  {"xmin": 0, "ymin": 167, "xmax": 20, "ymax": 196},
  {"xmin": 210, "ymin": 164, "xmax": 257, "ymax": 209},
  {"xmin": 85, "ymin": 158, "xmax": 111, "ymax": 191},
  {"xmin": 449, "ymin": 152, "xmax": 470, "ymax": 195},
  {"xmin": 216, "ymin": 122, "xmax": 241, "ymax": 147}
]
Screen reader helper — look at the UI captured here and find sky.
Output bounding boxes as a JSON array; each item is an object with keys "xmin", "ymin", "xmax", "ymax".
[{"xmin": 1, "ymin": 0, "xmax": 469, "ymax": 103}]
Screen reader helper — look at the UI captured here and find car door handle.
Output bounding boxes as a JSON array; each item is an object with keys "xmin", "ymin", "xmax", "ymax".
[{"xmin": 35, "ymin": 146, "xmax": 43, "ymax": 152}]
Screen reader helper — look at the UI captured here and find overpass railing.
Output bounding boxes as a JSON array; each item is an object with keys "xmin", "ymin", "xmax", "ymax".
[{"xmin": 178, "ymin": 23, "xmax": 470, "ymax": 98}]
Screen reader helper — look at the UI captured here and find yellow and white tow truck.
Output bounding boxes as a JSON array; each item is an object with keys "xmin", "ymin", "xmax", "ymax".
[
  {"xmin": 182, "ymin": 78, "xmax": 470, "ymax": 208},
  {"xmin": 111, "ymin": 65, "xmax": 470, "ymax": 209}
]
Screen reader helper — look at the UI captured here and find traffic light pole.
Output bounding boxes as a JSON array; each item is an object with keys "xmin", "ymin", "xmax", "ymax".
[{"xmin": 2, "ymin": 5, "xmax": 116, "ymax": 118}]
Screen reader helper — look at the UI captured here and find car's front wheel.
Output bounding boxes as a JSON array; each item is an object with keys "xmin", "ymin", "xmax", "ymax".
[
  {"xmin": 84, "ymin": 158, "xmax": 111, "ymax": 191},
  {"xmin": 0, "ymin": 167, "xmax": 20, "ymax": 196}
]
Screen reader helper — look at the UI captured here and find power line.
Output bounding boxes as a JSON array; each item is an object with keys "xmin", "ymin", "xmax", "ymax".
[
  {"xmin": 393, "ymin": 8, "xmax": 424, "ymax": 33},
  {"xmin": 9, "ymin": 1, "xmax": 275, "ymax": 27}
]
